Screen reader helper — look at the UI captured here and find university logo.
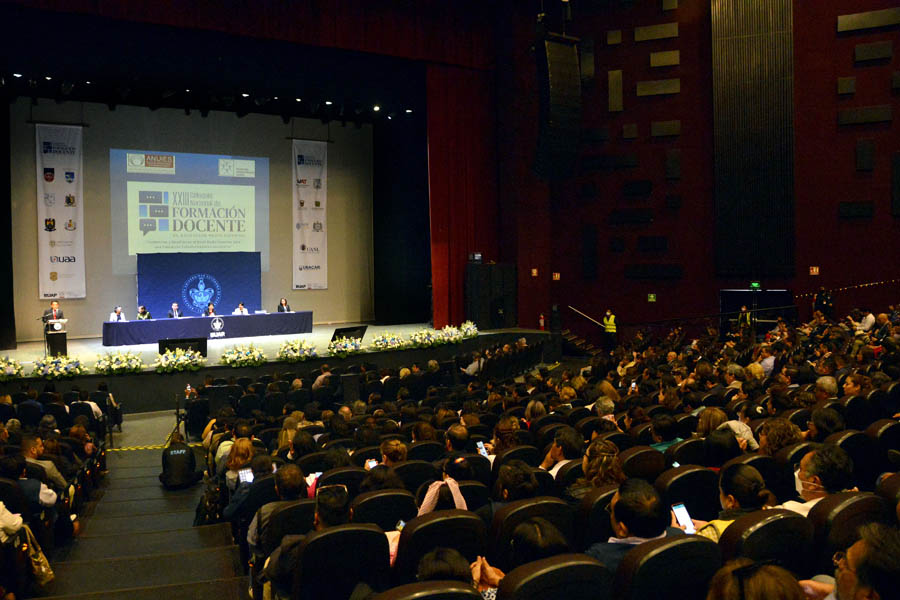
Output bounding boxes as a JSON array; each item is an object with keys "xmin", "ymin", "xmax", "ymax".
[
  {"xmin": 50, "ymin": 256, "xmax": 76, "ymax": 263},
  {"xmin": 299, "ymin": 244, "xmax": 319, "ymax": 253},
  {"xmin": 49, "ymin": 272, "xmax": 58, "ymax": 281},
  {"xmin": 65, "ymin": 171, "xmax": 75, "ymax": 183},
  {"xmin": 44, "ymin": 168, "xmax": 55, "ymax": 182},
  {"xmin": 314, "ymin": 200, "xmax": 321, "ymax": 208},
  {"xmin": 312, "ymin": 221, "xmax": 323, "ymax": 232},
  {"xmin": 44, "ymin": 218, "xmax": 56, "ymax": 232},
  {"xmin": 181, "ymin": 274, "xmax": 222, "ymax": 314},
  {"xmin": 210, "ymin": 317, "xmax": 225, "ymax": 332},
  {"xmin": 298, "ymin": 198, "xmax": 305, "ymax": 208},
  {"xmin": 65, "ymin": 219, "xmax": 77, "ymax": 231},
  {"xmin": 297, "ymin": 178, "xmax": 308, "ymax": 186},
  {"xmin": 313, "ymin": 179, "xmax": 322, "ymax": 189},
  {"xmin": 65, "ymin": 194, "xmax": 76, "ymax": 207},
  {"xmin": 43, "ymin": 193, "xmax": 56, "ymax": 207}
]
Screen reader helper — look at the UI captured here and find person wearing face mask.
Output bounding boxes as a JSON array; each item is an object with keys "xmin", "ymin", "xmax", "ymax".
[
  {"xmin": 602, "ymin": 309, "xmax": 617, "ymax": 352},
  {"xmin": 776, "ymin": 444, "xmax": 855, "ymax": 517},
  {"xmin": 684, "ymin": 464, "xmax": 777, "ymax": 542}
]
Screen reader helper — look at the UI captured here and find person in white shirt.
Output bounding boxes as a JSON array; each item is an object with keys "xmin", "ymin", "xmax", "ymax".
[
  {"xmin": 0, "ymin": 500, "xmax": 23, "ymax": 543},
  {"xmin": 108, "ymin": 306, "xmax": 127, "ymax": 322},
  {"xmin": 461, "ymin": 352, "xmax": 483, "ymax": 377},
  {"xmin": 777, "ymin": 444, "xmax": 855, "ymax": 517},
  {"xmin": 232, "ymin": 302, "xmax": 249, "ymax": 315},
  {"xmin": 539, "ymin": 426, "xmax": 583, "ymax": 478}
]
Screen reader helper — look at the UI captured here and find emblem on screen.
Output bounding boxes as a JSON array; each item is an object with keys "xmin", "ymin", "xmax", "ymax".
[{"xmin": 181, "ymin": 274, "xmax": 222, "ymax": 314}]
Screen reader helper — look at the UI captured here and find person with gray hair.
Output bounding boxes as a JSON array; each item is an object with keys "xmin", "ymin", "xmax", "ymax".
[
  {"xmin": 814, "ymin": 376, "xmax": 838, "ymax": 402},
  {"xmin": 108, "ymin": 305, "xmax": 127, "ymax": 322},
  {"xmin": 724, "ymin": 363, "xmax": 744, "ymax": 391},
  {"xmin": 595, "ymin": 397, "xmax": 616, "ymax": 418}
]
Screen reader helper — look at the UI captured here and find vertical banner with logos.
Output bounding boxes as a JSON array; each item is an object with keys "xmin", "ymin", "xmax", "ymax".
[
  {"xmin": 36, "ymin": 124, "xmax": 86, "ymax": 299},
  {"xmin": 292, "ymin": 140, "xmax": 327, "ymax": 290}
]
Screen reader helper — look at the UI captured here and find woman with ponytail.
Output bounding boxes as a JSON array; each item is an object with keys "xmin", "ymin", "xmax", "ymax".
[{"xmin": 694, "ymin": 463, "xmax": 777, "ymax": 542}]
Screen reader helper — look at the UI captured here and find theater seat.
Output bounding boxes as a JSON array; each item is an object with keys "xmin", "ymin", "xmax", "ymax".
[
  {"xmin": 532, "ymin": 468, "xmax": 556, "ymax": 497},
  {"xmin": 574, "ymin": 483, "xmax": 618, "ymax": 550},
  {"xmin": 595, "ymin": 431, "xmax": 634, "ymax": 451},
  {"xmin": 619, "ymin": 446, "xmax": 666, "ymax": 482},
  {"xmin": 489, "ymin": 497, "xmax": 574, "ymax": 570},
  {"xmin": 614, "ymin": 535, "xmax": 721, "ymax": 600},
  {"xmin": 457, "ymin": 453, "xmax": 492, "ymax": 486},
  {"xmin": 350, "ymin": 446, "xmax": 382, "ymax": 468},
  {"xmin": 351, "ymin": 489, "xmax": 418, "ymax": 532},
  {"xmin": 394, "ymin": 509, "xmax": 487, "ymax": 584},
  {"xmin": 841, "ymin": 395, "xmax": 877, "ymax": 431},
  {"xmin": 373, "ymin": 581, "xmax": 482, "ymax": 600},
  {"xmin": 875, "ymin": 473, "xmax": 900, "ymax": 509},
  {"xmin": 824, "ymin": 430, "xmax": 881, "ymax": 491},
  {"xmin": 718, "ymin": 509, "xmax": 814, "ymax": 578},
  {"xmin": 497, "ymin": 553, "xmax": 612, "ymax": 600},
  {"xmin": 407, "ymin": 441, "xmax": 446, "ymax": 462},
  {"xmin": 675, "ymin": 414, "xmax": 699, "ymax": 440},
  {"xmin": 774, "ymin": 441, "xmax": 816, "ymax": 469},
  {"xmin": 260, "ymin": 499, "xmax": 316, "ymax": 556},
  {"xmin": 721, "ymin": 454, "xmax": 793, "ymax": 504},
  {"xmin": 664, "ymin": 438, "xmax": 705, "ymax": 468},
  {"xmin": 654, "ymin": 465, "xmax": 720, "ymax": 521},
  {"xmin": 293, "ymin": 523, "xmax": 390, "ymax": 600},
  {"xmin": 491, "ymin": 446, "xmax": 541, "ymax": 479},
  {"xmin": 457, "ymin": 480, "xmax": 490, "ymax": 511},
  {"xmin": 393, "ymin": 460, "xmax": 440, "ymax": 494},
  {"xmin": 807, "ymin": 491, "xmax": 892, "ymax": 574},
  {"xmin": 317, "ymin": 466, "xmax": 368, "ymax": 498},
  {"xmin": 627, "ymin": 423, "xmax": 654, "ymax": 446},
  {"xmin": 865, "ymin": 419, "xmax": 900, "ymax": 461},
  {"xmin": 554, "ymin": 460, "xmax": 583, "ymax": 489}
]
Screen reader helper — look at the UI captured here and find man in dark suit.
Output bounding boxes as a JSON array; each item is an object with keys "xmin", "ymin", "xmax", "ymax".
[
  {"xmin": 42, "ymin": 300, "xmax": 63, "ymax": 323},
  {"xmin": 168, "ymin": 302, "xmax": 183, "ymax": 318}
]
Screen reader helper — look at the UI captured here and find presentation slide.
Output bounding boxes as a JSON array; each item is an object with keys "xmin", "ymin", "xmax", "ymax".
[{"xmin": 109, "ymin": 150, "xmax": 269, "ymax": 275}]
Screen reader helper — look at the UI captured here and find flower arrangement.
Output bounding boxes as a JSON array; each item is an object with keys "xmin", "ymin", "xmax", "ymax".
[
  {"xmin": 94, "ymin": 351, "xmax": 144, "ymax": 375},
  {"xmin": 277, "ymin": 339, "xmax": 318, "ymax": 363},
  {"xmin": 32, "ymin": 355, "xmax": 86, "ymax": 379},
  {"xmin": 0, "ymin": 356, "xmax": 24, "ymax": 382},
  {"xmin": 221, "ymin": 343, "xmax": 267, "ymax": 368},
  {"xmin": 328, "ymin": 336, "xmax": 363, "ymax": 358},
  {"xmin": 440, "ymin": 325, "xmax": 464, "ymax": 344},
  {"xmin": 153, "ymin": 348, "xmax": 206, "ymax": 373},
  {"xmin": 370, "ymin": 332, "xmax": 407, "ymax": 352},
  {"xmin": 460, "ymin": 320, "xmax": 479, "ymax": 338},
  {"xmin": 409, "ymin": 328, "xmax": 442, "ymax": 348}
]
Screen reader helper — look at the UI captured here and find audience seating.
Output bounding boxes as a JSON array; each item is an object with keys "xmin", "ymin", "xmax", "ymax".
[
  {"xmin": 458, "ymin": 453, "xmax": 491, "ymax": 486},
  {"xmin": 721, "ymin": 454, "xmax": 793, "ymax": 504},
  {"xmin": 619, "ymin": 446, "xmax": 666, "ymax": 482},
  {"xmin": 373, "ymin": 581, "xmax": 483, "ymax": 600},
  {"xmin": 841, "ymin": 395, "xmax": 878, "ymax": 431},
  {"xmin": 824, "ymin": 430, "xmax": 882, "ymax": 491},
  {"xmin": 292, "ymin": 523, "xmax": 390, "ymax": 599},
  {"xmin": 718, "ymin": 509, "xmax": 815, "ymax": 577},
  {"xmin": 627, "ymin": 423, "xmax": 654, "ymax": 445},
  {"xmin": 864, "ymin": 419, "xmax": 900, "ymax": 463},
  {"xmin": 614, "ymin": 535, "xmax": 722, "ymax": 600},
  {"xmin": 574, "ymin": 483, "xmax": 618, "ymax": 551},
  {"xmin": 393, "ymin": 461, "xmax": 440, "ymax": 494},
  {"xmin": 596, "ymin": 431, "xmax": 634, "ymax": 452},
  {"xmin": 675, "ymin": 414, "xmax": 699, "ymax": 440},
  {"xmin": 654, "ymin": 465, "xmax": 720, "ymax": 521},
  {"xmin": 407, "ymin": 441, "xmax": 445, "ymax": 462},
  {"xmin": 260, "ymin": 499, "xmax": 316, "ymax": 557},
  {"xmin": 491, "ymin": 446, "xmax": 540, "ymax": 479},
  {"xmin": 489, "ymin": 497, "xmax": 574, "ymax": 570},
  {"xmin": 875, "ymin": 473, "xmax": 900, "ymax": 511},
  {"xmin": 351, "ymin": 489, "xmax": 418, "ymax": 532},
  {"xmin": 497, "ymin": 553, "xmax": 612, "ymax": 600},
  {"xmin": 16, "ymin": 402, "xmax": 42, "ymax": 428},
  {"xmin": 531, "ymin": 468, "xmax": 556, "ymax": 497},
  {"xmin": 317, "ymin": 466, "xmax": 368, "ymax": 498},
  {"xmin": 394, "ymin": 509, "xmax": 487, "ymax": 583},
  {"xmin": 554, "ymin": 461, "xmax": 583, "ymax": 489},
  {"xmin": 664, "ymin": 438, "xmax": 705, "ymax": 468},
  {"xmin": 807, "ymin": 491, "xmax": 893, "ymax": 574},
  {"xmin": 774, "ymin": 441, "xmax": 816, "ymax": 469},
  {"xmin": 295, "ymin": 451, "xmax": 331, "ymax": 476},
  {"xmin": 350, "ymin": 446, "xmax": 382, "ymax": 467}
]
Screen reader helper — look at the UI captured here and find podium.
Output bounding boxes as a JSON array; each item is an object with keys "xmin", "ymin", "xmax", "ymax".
[{"xmin": 45, "ymin": 318, "xmax": 68, "ymax": 356}]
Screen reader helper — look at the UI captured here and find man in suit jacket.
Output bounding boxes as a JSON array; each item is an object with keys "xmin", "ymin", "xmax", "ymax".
[
  {"xmin": 22, "ymin": 435, "xmax": 69, "ymax": 491},
  {"xmin": 42, "ymin": 300, "xmax": 63, "ymax": 323},
  {"xmin": 168, "ymin": 302, "xmax": 183, "ymax": 318}
]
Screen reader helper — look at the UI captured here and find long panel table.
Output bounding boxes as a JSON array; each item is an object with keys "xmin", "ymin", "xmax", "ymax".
[{"xmin": 101, "ymin": 311, "xmax": 313, "ymax": 346}]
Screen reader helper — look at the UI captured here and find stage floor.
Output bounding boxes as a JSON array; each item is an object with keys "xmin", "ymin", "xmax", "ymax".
[{"xmin": 7, "ymin": 322, "xmax": 538, "ymax": 372}]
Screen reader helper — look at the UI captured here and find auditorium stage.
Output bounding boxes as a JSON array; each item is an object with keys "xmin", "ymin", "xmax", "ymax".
[{"xmin": 2, "ymin": 323, "xmax": 556, "ymax": 413}]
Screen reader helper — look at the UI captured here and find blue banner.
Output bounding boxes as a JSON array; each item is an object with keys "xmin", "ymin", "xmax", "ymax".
[{"xmin": 137, "ymin": 252, "xmax": 261, "ymax": 318}]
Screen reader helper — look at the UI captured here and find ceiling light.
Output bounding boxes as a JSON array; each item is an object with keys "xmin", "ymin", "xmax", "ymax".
[
  {"xmin": 325, "ymin": 101, "xmax": 333, "ymax": 105},
  {"xmin": 295, "ymin": 98, "xmax": 302, "ymax": 102},
  {"xmin": 405, "ymin": 109, "xmax": 413, "ymax": 113},
  {"xmin": 13, "ymin": 73, "xmax": 22, "ymax": 78},
  {"xmin": 44, "ymin": 76, "xmax": 52, "ymax": 81},
  {"xmin": 241, "ymin": 93, "xmax": 249, "ymax": 98},
  {"xmin": 373, "ymin": 105, "xmax": 380, "ymax": 111}
]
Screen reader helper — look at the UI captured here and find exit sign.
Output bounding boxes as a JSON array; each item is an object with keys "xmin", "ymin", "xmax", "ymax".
[
  {"xmin": 809, "ymin": 266, "xmax": 820, "ymax": 276},
  {"xmin": 749, "ymin": 281, "xmax": 761, "ymax": 289},
  {"xmin": 648, "ymin": 293, "xmax": 657, "ymax": 302}
]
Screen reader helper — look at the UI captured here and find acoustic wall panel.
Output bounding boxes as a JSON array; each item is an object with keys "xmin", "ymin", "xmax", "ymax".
[
  {"xmin": 624, "ymin": 264, "xmax": 683, "ymax": 280},
  {"xmin": 854, "ymin": 41, "xmax": 893, "ymax": 63},
  {"xmin": 623, "ymin": 123, "xmax": 638, "ymax": 139},
  {"xmin": 607, "ymin": 30, "xmax": 622, "ymax": 45},
  {"xmin": 837, "ymin": 8, "xmax": 900, "ymax": 33},
  {"xmin": 580, "ymin": 38, "xmax": 595, "ymax": 85},
  {"xmin": 837, "ymin": 77, "xmax": 856, "ymax": 95},
  {"xmin": 665, "ymin": 149, "xmax": 682, "ymax": 180},
  {"xmin": 856, "ymin": 139, "xmax": 875, "ymax": 171},
  {"xmin": 636, "ymin": 78, "xmax": 681, "ymax": 96},
  {"xmin": 635, "ymin": 23, "xmax": 679, "ymax": 42},
  {"xmin": 650, "ymin": 50, "xmax": 681, "ymax": 67},
  {"xmin": 838, "ymin": 105, "xmax": 892, "ymax": 125},
  {"xmin": 892, "ymin": 153, "xmax": 900, "ymax": 217},
  {"xmin": 662, "ymin": 0, "xmax": 678, "ymax": 11},
  {"xmin": 651, "ymin": 120, "xmax": 681, "ymax": 136},
  {"xmin": 712, "ymin": 0, "xmax": 794, "ymax": 278},
  {"xmin": 892, "ymin": 72, "xmax": 900, "ymax": 90},
  {"xmin": 838, "ymin": 202, "xmax": 874, "ymax": 219},
  {"xmin": 535, "ymin": 36, "xmax": 583, "ymax": 179},
  {"xmin": 609, "ymin": 70, "xmax": 624, "ymax": 112}
]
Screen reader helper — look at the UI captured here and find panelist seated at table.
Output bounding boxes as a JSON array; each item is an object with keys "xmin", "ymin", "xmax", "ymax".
[
  {"xmin": 168, "ymin": 303, "xmax": 184, "ymax": 318},
  {"xmin": 108, "ymin": 306, "xmax": 128, "ymax": 322},
  {"xmin": 203, "ymin": 303, "xmax": 216, "ymax": 317},
  {"xmin": 232, "ymin": 302, "xmax": 249, "ymax": 315},
  {"xmin": 277, "ymin": 297, "xmax": 291, "ymax": 312},
  {"xmin": 136, "ymin": 305, "xmax": 152, "ymax": 320}
]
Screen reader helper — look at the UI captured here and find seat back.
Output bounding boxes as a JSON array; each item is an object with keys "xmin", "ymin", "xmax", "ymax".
[
  {"xmin": 318, "ymin": 466, "xmax": 368, "ymax": 498},
  {"xmin": 718, "ymin": 509, "xmax": 815, "ymax": 577},
  {"xmin": 407, "ymin": 441, "xmax": 445, "ymax": 462},
  {"xmin": 774, "ymin": 441, "xmax": 816, "ymax": 469},
  {"xmin": 261, "ymin": 499, "xmax": 316, "ymax": 556},
  {"xmin": 664, "ymin": 437, "xmax": 705, "ymax": 468},
  {"xmin": 491, "ymin": 446, "xmax": 541, "ymax": 479},
  {"xmin": 596, "ymin": 431, "xmax": 634, "ymax": 451},
  {"xmin": 295, "ymin": 451, "xmax": 331, "ymax": 476},
  {"xmin": 554, "ymin": 460, "xmax": 583, "ymax": 488},
  {"xmin": 824, "ymin": 430, "xmax": 882, "ymax": 491},
  {"xmin": 876, "ymin": 472, "xmax": 900, "ymax": 508},
  {"xmin": 865, "ymin": 419, "xmax": 900, "ymax": 458},
  {"xmin": 350, "ymin": 446, "xmax": 382, "ymax": 468},
  {"xmin": 614, "ymin": 535, "xmax": 722, "ymax": 600},
  {"xmin": 497, "ymin": 553, "xmax": 612, "ymax": 600},
  {"xmin": 16, "ymin": 402, "xmax": 42, "ymax": 428},
  {"xmin": 263, "ymin": 392, "xmax": 285, "ymax": 417},
  {"xmin": 393, "ymin": 460, "xmax": 440, "ymax": 493},
  {"xmin": 628, "ymin": 423, "xmax": 655, "ymax": 445},
  {"xmin": 675, "ymin": 414, "xmax": 699, "ymax": 440},
  {"xmin": 841, "ymin": 395, "xmax": 877, "ymax": 431},
  {"xmin": 373, "ymin": 581, "xmax": 482, "ymax": 600},
  {"xmin": 619, "ymin": 446, "xmax": 666, "ymax": 482},
  {"xmin": 351, "ymin": 489, "xmax": 418, "ymax": 531},
  {"xmin": 0, "ymin": 477, "xmax": 31, "ymax": 519},
  {"xmin": 807, "ymin": 491, "xmax": 892, "ymax": 574},
  {"xmin": 654, "ymin": 465, "xmax": 720, "ymax": 521},
  {"xmin": 721, "ymin": 454, "xmax": 793, "ymax": 504},
  {"xmin": 490, "ymin": 496, "xmax": 574, "ymax": 570},
  {"xmin": 294, "ymin": 523, "xmax": 389, "ymax": 600},
  {"xmin": 457, "ymin": 480, "xmax": 490, "ymax": 510},
  {"xmin": 395, "ymin": 509, "xmax": 487, "ymax": 583},
  {"xmin": 574, "ymin": 483, "xmax": 618, "ymax": 551},
  {"xmin": 43, "ymin": 403, "xmax": 72, "ymax": 430}
]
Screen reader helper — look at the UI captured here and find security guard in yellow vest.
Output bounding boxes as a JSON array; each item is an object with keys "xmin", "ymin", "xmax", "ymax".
[{"xmin": 603, "ymin": 309, "xmax": 617, "ymax": 351}]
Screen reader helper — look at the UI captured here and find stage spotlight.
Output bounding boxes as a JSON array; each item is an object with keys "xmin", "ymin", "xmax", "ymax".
[
  {"xmin": 325, "ymin": 100, "xmax": 332, "ymax": 105},
  {"xmin": 44, "ymin": 76, "xmax": 52, "ymax": 81},
  {"xmin": 405, "ymin": 109, "xmax": 413, "ymax": 113},
  {"xmin": 373, "ymin": 105, "xmax": 380, "ymax": 111},
  {"xmin": 241, "ymin": 93, "xmax": 249, "ymax": 98},
  {"xmin": 85, "ymin": 81, "xmax": 91, "ymax": 85},
  {"xmin": 13, "ymin": 73, "xmax": 22, "ymax": 78},
  {"xmin": 295, "ymin": 97, "xmax": 302, "ymax": 102}
]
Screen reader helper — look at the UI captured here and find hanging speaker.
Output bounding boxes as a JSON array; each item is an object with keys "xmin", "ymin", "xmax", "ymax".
[{"xmin": 534, "ymin": 33, "xmax": 582, "ymax": 180}]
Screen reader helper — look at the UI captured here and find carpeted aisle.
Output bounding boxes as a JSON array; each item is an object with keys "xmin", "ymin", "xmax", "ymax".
[{"xmin": 32, "ymin": 449, "xmax": 248, "ymax": 599}]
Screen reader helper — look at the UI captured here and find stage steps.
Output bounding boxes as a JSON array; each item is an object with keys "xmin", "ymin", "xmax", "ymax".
[
  {"xmin": 560, "ymin": 329, "xmax": 602, "ymax": 357},
  {"xmin": 31, "ymin": 449, "xmax": 248, "ymax": 599}
]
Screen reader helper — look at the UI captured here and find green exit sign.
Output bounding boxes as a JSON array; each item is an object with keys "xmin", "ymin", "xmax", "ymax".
[
  {"xmin": 749, "ymin": 281, "xmax": 761, "ymax": 290},
  {"xmin": 647, "ymin": 293, "xmax": 657, "ymax": 302}
]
